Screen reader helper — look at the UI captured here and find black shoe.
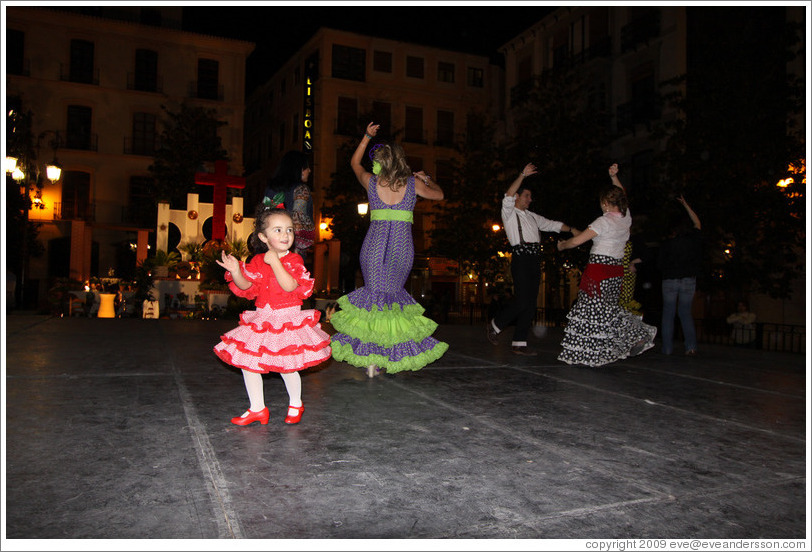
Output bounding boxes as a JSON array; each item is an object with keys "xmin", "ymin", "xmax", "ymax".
[
  {"xmin": 512, "ymin": 346, "xmax": 538, "ymax": 356},
  {"xmin": 486, "ymin": 321, "xmax": 499, "ymax": 345}
]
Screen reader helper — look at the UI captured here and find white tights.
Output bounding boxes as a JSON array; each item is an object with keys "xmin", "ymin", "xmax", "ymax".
[{"xmin": 241, "ymin": 370, "xmax": 302, "ymax": 414}]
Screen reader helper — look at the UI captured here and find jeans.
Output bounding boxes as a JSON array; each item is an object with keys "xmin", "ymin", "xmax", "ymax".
[{"xmin": 661, "ymin": 277, "xmax": 697, "ymax": 354}]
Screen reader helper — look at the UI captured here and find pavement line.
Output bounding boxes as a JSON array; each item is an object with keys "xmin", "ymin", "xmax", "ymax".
[
  {"xmin": 628, "ymin": 364, "xmax": 805, "ymax": 399},
  {"xmin": 513, "ymin": 366, "xmax": 805, "ymax": 444},
  {"xmin": 168, "ymin": 356, "xmax": 245, "ymax": 539}
]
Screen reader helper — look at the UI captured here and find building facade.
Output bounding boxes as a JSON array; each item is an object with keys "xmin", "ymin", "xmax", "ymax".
[
  {"xmin": 244, "ymin": 27, "xmax": 502, "ymax": 293},
  {"xmin": 6, "ymin": 6, "xmax": 254, "ymax": 308}
]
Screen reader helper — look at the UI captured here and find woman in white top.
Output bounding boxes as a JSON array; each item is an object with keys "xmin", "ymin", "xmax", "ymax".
[{"xmin": 555, "ymin": 164, "xmax": 657, "ymax": 367}]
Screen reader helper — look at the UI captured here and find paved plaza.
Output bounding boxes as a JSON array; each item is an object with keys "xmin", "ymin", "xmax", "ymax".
[{"xmin": 3, "ymin": 314, "xmax": 808, "ymax": 546}]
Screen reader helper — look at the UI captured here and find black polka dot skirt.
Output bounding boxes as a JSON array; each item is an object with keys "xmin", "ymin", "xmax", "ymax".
[{"xmin": 558, "ymin": 254, "xmax": 657, "ymax": 367}]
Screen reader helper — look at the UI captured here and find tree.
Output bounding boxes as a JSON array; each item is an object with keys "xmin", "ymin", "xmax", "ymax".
[
  {"xmin": 648, "ymin": 7, "xmax": 805, "ymax": 299},
  {"xmin": 428, "ymin": 110, "xmax": 509, "ymax": 297},
  {"xmin": 503, "ymin": 67, "xmax": 612, "ymax": 287},
  {"xmin": 321, "ymin": 138, "xmax": 370, "ymax": 294},
  {"xmin": 148, "ymin": 102, "xmax": 229, "ymax": 208},
  {"xmin": 6, "ymin": 100, "xmax": 45, "ymax": 308}
]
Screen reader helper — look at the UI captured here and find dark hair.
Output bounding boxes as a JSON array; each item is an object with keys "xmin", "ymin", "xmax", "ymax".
[
  {"xmin": 516, "ymin": 184, "xmax": 532, "ymax": 196},
  {"xmin": 270, "ymin": 150, "xmax": 310, "ymax": 188},
  {"xmin": 599, "ymin": 185, "xmax": 628, "ymax": 216},
  {"xmin": 250, "ymin": 204, "xmax": 293, "ymax": 253}
]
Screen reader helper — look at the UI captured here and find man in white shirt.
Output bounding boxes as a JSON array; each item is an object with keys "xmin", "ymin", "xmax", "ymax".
[{"xmin": 487, "ymin": 163, "xmax": 579, "ymax": 355}]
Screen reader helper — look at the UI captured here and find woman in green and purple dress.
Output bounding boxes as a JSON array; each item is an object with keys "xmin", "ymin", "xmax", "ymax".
[{"xmin": 330, "ymin": 123, "xmax": 448, "ymax": 377}]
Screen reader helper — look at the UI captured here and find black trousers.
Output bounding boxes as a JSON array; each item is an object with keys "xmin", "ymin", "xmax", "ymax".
[{"xmin": 493, "ymin": 253, "xmax": 541, "ymax": 343}]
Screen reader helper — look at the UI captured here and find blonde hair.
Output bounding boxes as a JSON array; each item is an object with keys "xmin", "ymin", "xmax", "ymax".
[{"xmin": 373, "ymin": 143, "xmax": 411, "ymax": 192}]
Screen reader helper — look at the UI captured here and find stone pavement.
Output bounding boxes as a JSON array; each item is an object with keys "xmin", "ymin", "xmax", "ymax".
[{"xmin": 3, "ymin": 314, "xmax": 808, "ymax": 545}]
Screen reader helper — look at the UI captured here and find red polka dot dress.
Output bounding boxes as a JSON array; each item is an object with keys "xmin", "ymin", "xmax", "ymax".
[{"xmin": 214, "ymin": 252, "xmax": 331, "ymax": 373}]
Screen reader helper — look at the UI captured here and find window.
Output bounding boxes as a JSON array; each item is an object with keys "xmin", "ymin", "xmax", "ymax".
[
  {"xmin": 467, "ymin": 67, "xmax": 484, "ymax": 87},
  {"xmin": 61, "ymin": 170, "xmax": 92, "ymax": 220},
  {"xmin": 552, "ymin": 26, "xmax": 569, "ymax": 67},
  {"xmin": 404, "ymin": 106, "xmax": 424, "ymax": 143},
  {"xmin": 7, "ymin": 29, "xmax": 25, "ymax": 76},
  {"xmin": 66, "ymin": 105, "xmax": 93, "ymax": 150},
  {"xmin": 437, "ymin": 62, "xmax": 455, "ymax": 83},
  {"xmin": 336, "ymin": 97, "xmax": 358, "ymax": 135},
  {"xmin": 436, "ymin": 110, "xmax": 455, "ymax": 146},
  {"xmin": 278, "ymin": 122, "xmax": 286, "ymax": 151},
  {"xmin": 197, "ymin": 58, "xmax": 219, "ymax": 100},
  {"xmin": 134, "ymin": 49, "xmax": 158, "ymax": 92},
  {"xmin": 373, "ymin": 50, "xmax": 392, "ymax": 73},
  {"xmin": 332, "ymin": 44, "xmax": 366, "ymax": 81},
  {"xmin": 372, "ymin": 101, "xmax": 392, "ymax": 135},
  {"xmin": 70, "ymin": 39, "xmax": 95, "ymax": 84},
  {"xmin": 406, "ymin": 56, "xmax": 424, "ymax": 79},
  {"xmin": 131, "ymin": 112, "xmax": 157, "ymax": 155}
]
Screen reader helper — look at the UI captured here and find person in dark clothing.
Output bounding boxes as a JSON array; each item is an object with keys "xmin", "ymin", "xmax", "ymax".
[
  {"xmin": 487, "ymin": 163, "xmax": 579, "ymax": 356},
  {"xmin": 658, "ymin": 195, "xmax": 702, "ymax": 355},
  {"xmin": 264, "ymin": 151, "xmax": 315, "ymax": 259}
]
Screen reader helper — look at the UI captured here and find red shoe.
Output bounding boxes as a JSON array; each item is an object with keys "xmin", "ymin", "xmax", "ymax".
[
  {"xmin": 231, "ymin": 407, "xmax": 270, "ymax": 426},
  {"xmin": 284, "ymin": 404, "xmax": 304, "ymax": 424}
]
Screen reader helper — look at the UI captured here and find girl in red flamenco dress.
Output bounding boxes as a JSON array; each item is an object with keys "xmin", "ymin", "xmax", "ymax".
[{"xmin": 214, "ymin": 206, "xmax": 331, "ymax": 425}]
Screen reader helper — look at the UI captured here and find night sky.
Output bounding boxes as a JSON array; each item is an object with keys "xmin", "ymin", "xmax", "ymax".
[{"xmin": 181, "ymin": 4, "xmax": 558, "ymax": 94}]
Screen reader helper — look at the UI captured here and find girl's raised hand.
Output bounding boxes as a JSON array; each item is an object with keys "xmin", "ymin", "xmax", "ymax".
[
  {"xmin": 366, "ymin": 122, "xmax": 380, "ymax": 137},
  {"xmin": 216, "ymin": 250, "xmax": 240, "ymax": 273}
]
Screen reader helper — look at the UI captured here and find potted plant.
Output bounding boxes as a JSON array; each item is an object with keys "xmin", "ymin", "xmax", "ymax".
[{"xmin": 151, "ymin": 249, "xmax": 180, "ymax": 278}]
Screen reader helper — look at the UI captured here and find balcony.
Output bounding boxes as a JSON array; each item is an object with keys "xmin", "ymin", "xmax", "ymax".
[
  {"xmin": 127, "ymin": 73, "xmax": 164, "ymax": 94},
  {"xmin": 403, "ymin": 129, "xmax": 428, "ymax": 145},
  {"xmin": 62, "ymin": 132, "xmax": 99, "ymax": 152},
  {"xmin": 55, "ymin": 201, "xmax": 95, "ymax": 222},
  {"xmin": 59, "ymin": 64, "xmax": 100, "ymax": 85},
  {"xmin": 189, "ymin": 81, "xmax": 224, "ymax": 101},
  {"xmin": 433, "ymin": 132, "xmax": 460, "ymax": 149}
]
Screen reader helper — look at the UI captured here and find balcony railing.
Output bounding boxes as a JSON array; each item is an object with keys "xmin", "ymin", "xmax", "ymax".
[
  {"xmin": 59, "ymin": 64, "xmax": 100, "ymax": 85},
  {"xmin": 189, "ymin": 81, "xmax": 224, "ymax": 101},
  {"xmin": 55, "ymin": 201, "xmax": 95, "ymax": 222},
  {"xmin": 403, "ymin": 129, "xmax": 428, "ymax": 144},
  {"xmin": 62, "ymin": 132, "xmax": 99, "ymax": 152},
  {"xmin": 127, "ymin": 73, "xmax": 164, "ymax": 94}
]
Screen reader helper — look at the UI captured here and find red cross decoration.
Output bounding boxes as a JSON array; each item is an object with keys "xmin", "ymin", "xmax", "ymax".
[{"xmin": 194, "ymin": 160, "xmax": 245, "ymax": 241}]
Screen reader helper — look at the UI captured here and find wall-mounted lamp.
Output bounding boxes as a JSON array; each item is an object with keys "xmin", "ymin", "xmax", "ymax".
[{"xmin": 357, "ymin": 202, "xmax": 369, "ymax": 216}]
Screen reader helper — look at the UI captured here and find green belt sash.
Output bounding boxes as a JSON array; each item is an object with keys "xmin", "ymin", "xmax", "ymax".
[{"xmin": 370, "ymin": 209, "xmax": 413, "ymax": 223}]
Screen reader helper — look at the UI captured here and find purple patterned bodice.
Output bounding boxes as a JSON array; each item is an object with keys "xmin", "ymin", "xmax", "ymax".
[{"xmin": 360, "ymin": 176, "xmax": 417, "ymax": 294}]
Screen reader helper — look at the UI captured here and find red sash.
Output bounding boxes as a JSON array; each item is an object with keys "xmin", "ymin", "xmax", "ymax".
[{"xmin": 579, "ymin": 263, "xmax": 624, "ymax": 297}]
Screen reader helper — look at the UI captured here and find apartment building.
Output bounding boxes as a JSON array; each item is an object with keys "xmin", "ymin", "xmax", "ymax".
[
  {"xmin": 5, "ymin": 6, "xmax": 254, "ymax": 308},
  {"xmin": 244, "ymin": 27, "xmax": 502, "ymax": 292}
]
